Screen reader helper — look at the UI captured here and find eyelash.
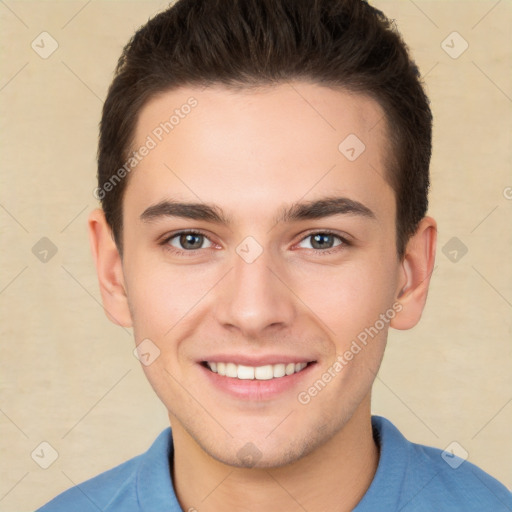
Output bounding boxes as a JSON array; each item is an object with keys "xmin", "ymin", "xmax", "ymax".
[
  {"xmin": 159, "ymin": 229, "xmax": 351, "ymax": 257},
  {"xmin": 306, "ymin": 230, "xmax": 352, "ymax": 254},
  {"xmin": 159, "ymin": 229, "xmax": 214, "ymax": 257}
]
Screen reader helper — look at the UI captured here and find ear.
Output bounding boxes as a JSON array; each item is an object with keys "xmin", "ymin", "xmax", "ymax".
[
  {"xmin": 390, "ymin": 216, "xmax": 437, "ymax": 330},
  {"xmin": 87, "ymin": 209, "xmax": 133, "ymax": 327}
]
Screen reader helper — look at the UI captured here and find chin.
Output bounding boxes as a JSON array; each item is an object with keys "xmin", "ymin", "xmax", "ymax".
[
  {"xmin": 205, "ymin": 436, "xmax": 317, "ymax": 469},
  {"xmin": 194, "ymin": 414, "xmax": 342, "ymax": 470}
]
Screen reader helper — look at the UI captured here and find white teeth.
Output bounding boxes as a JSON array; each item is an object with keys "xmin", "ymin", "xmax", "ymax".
[
  {"xmin": 217, "ymin": 362, "xmax": 226, "ymax": 376},
  {"xmin": 237, "ymin": 365, "xmax": 254, "ymax": 380},
  {"xmin": 254, "ymin": 365, "xmax": 273, "ymax": 380},
  {"xmin": 273, "ymin": 363, "xmax": 286, "ymax": 378},
  {"xmin": 295, "ymin": 362, "xmax": 307, "ymax": 372},
  {"xmin": 206, "ymin": 361, "xmax": 310, "ymax": 380},
  {"xmin": 226, "ymin": 362, "xmax": 238, "ymax": 378}
]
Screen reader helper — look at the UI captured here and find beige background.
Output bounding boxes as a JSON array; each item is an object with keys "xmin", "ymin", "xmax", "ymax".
[{"xmin": 0, "ymin": 1, "xmax": 511, "ymax": 510}]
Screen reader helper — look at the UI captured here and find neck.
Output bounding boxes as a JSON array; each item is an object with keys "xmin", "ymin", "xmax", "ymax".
[{"xmin": 171, "ymin": 395, "xmax": 379, "ymax": 512}]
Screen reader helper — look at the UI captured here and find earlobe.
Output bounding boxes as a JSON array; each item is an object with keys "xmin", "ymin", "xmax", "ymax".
[
  {"xmin": 391, "ymin": 216, "xmax": 437, "ymax": 330},
  {"xmin": 87, "ymin": 209, "xmax": 133, "ymax": 327}
]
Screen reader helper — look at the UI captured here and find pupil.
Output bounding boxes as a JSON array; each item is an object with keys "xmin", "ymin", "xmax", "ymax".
[
  {"xmin": 312, "ymin": 233, "xmax": 333, "ymax": 249},
  {"xmin": 181, "ymin": 233, "xmax": 202, "ymax": 249}
]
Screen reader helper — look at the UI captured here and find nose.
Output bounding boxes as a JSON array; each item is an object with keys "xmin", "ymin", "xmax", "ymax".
[{"xmin": 213, "ymin": 247, "xmax": 297, "ymax": 339}]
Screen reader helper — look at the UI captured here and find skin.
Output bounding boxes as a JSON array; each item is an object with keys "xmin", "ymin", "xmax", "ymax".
[{"xmin": 88, "ymin": 83, "xmax": 436, "ymax": 511}]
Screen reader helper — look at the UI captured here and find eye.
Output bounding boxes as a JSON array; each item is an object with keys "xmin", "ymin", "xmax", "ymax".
[
  {"xmin": 167, "ymin": 231, "xmax": 213, "ymax": 251},
  {"xmin": 297, "ymin": 232, "xmax": 345, "ymax": 251}
]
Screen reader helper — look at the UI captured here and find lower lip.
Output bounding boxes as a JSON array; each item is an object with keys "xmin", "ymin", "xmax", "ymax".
[{"xmin": 200, "ymin": 363, "xmax": 315, "ymax": 401}]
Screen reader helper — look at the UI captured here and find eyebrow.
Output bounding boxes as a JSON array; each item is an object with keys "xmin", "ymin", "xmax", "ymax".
[
  {"xmin": 276, "ymin": 196, "xmax": 375, "ymax": 223},
  {"xmin": 140, "ymin": 196, "xmax": 375, "ymax": 225},
  {"xmin": 140, "ymin": 200, "xmax": 231, "ymax": 224}
]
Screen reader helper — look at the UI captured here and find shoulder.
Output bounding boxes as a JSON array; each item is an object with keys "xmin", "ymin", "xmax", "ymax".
[
  {"xmin": 36, "ymin": 428, "xmax": 176, "ymax": 512},
  {"xmin": 367, "ymin": 416, "xmax": 512, "ymax": 511},
  {"xmin": 36, "ymin": 455, "xmax": 142, "ymax": 512},
  {"xmin": 407, "ymin": 438, "xmax": 512, "ymax": 510}
]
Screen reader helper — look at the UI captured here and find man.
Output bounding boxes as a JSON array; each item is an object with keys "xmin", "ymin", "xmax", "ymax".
[{"xmin": 38, "ymin": 0, "xmax": 512, "ymax": 510}]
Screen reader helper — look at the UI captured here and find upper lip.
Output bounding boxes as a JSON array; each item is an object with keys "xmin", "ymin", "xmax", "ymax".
[{"xmin": 199, "ymin": 355, "xmax": 316, "ymax": 366}]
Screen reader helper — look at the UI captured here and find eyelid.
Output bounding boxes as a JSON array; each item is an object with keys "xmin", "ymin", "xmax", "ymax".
[
  {"xmin": 169, "ymin": 232, "xmax": 213, "ymax": 250},
  {"xmin": 159, "ymin": 229, "xmax": 218, "ymax": 251},
  {"xmin": 293, "ymin": 229, "xmax": 352, "ymax": 248}
]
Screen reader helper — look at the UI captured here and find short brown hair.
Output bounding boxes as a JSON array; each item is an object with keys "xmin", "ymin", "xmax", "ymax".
[{"xmin": 97, "ymin": 0, "xmax": 432, "ymax": 258}]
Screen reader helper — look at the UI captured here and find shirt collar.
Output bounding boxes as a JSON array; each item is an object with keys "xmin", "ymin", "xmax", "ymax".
[{"xmin": 136, "ymin": 416, "xmax": 409, "ymax": 511}]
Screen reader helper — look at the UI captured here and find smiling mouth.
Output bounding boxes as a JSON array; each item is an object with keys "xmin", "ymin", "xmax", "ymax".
[{"xmin": 202, "ymin": 361, "xmax": 314, "ymax": 380}]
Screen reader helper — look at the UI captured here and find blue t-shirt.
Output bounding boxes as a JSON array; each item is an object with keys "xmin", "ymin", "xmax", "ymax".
[{"xmin": 37, "ymin": 415, "xmax": 512, "ymax": 511}]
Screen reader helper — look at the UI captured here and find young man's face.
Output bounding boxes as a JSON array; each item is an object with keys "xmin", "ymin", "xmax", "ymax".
[{"xmin": 96, "ymin": 83, "xmax": 428, "ymax": 468}]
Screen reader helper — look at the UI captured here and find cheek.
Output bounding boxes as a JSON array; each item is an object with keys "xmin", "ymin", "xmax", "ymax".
[
  {"xmin": 292, "ymin": 260, "xmax": 397, "ymax": 410},
  {"xmin": 124, "ymin": 256, "xmax": 212, "ymax": 399},
  {"xmin": 124, "ymin": 254, "xmax": 213, "ymax": 340},
  {"xmin": 292, "ymin": 256, "xmax": 399, "ymax": 343}
]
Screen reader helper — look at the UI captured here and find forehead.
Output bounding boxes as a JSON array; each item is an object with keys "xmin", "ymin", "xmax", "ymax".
[{"xmin": 126, "ymin": 83, "xmax": 393, "ymax": 222}]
